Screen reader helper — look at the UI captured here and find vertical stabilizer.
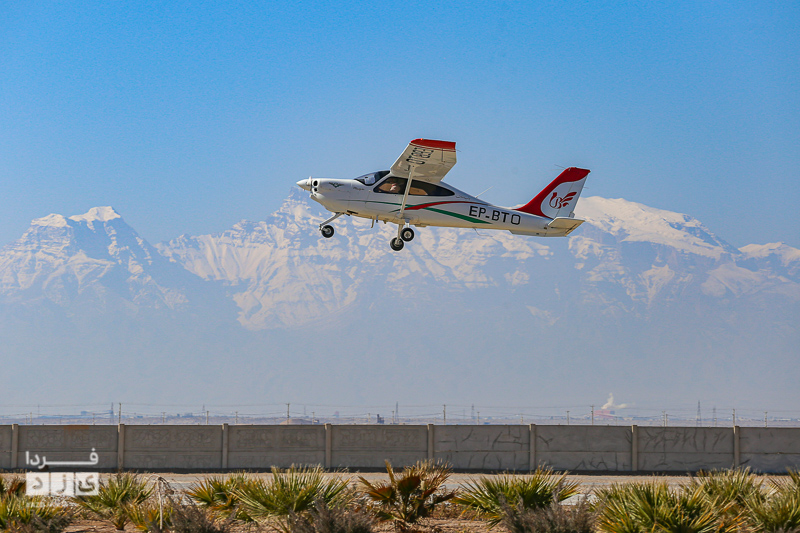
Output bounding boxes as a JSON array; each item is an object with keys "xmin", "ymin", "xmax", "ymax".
[{"xmin": 516, "ymin": 167, "xmax": 590, "ymax": 219}]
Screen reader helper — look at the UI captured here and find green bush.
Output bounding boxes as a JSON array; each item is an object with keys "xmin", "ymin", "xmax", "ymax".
[
  {"xmin": 454, "ymin": 468, "xmax": 579, "ymax": 527},
  {"xmin": 0, "ymin": 495, "xmax": 73, "ymax": 532},
  {"xmin": 125, "ymin": 499, "xmax": 174, "ymax": 532},
  {"xmin": 596, "ymin": 480, "xmax": 741, "ymax": 533},
  {"xmin": 233, "ymin": 466, "xmax": 353, "ymax": 527},
  {"xmin": 0, "ymin": 476, "xmax": 26, "ymax": 499},
  {"xmin": 72, "ymin": 472, "xmax": 153, "ymax": 530},
  {"xmin": 359, "ymin": 460, "xmax": 456, "ymax": 532},
  {"xmin": 187, "ymin": 473, "xmax": 252, "ymax": 521},
  {"xmin": 746, "ymin": 468, "xmax": 800, "ymax": 532}
]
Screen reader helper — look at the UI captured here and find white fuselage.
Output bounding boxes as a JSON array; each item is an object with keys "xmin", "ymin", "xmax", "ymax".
[{"xmin": 300, "ymin": 173, "xmax": 571, "ymax": 237}]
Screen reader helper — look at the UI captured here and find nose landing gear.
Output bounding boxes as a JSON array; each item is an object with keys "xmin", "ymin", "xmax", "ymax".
[{"xmin": 318, "ymin": 213, "xmax": 344, "ymax": 239}]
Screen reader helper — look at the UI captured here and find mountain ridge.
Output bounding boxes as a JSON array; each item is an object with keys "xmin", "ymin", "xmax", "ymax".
[{"xmin": 0, "ymin": 194, "xmax": 797, "ymax": 408}]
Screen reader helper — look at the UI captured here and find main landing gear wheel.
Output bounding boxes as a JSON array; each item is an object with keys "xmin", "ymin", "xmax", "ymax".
[
  {"xmin": 390, "ymin": 238, "xmax": 404, "ymax": 251},
  {"xmin": 401, "ymin": 227, "xmax": 415, "ymax": 242},
  {"xmin": 320, "ymin": 225, "xmax": 334, "ymax": 238}
]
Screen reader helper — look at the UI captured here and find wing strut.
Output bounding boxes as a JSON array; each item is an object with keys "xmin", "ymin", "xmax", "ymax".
[{"xmin": 397, "ymin": 166, "xmax": 415, "ymax": 220}]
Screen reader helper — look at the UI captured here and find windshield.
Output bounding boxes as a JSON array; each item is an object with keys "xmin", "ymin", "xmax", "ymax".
[{"xmin": 355, "ymin": 170, "xmax": 390, "ymax": 185}]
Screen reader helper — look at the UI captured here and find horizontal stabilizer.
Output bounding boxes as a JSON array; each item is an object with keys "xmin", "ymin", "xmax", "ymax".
[{"xmin": 547, "ymin": 217, "xmax": 584, "ymax": 234}]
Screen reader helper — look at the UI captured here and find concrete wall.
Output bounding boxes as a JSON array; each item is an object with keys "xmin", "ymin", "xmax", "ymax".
[
  {"xmin": 2, "ymin": 424, "xmax": 799, "ymax": 473},
  {"xmin": 434, "ymin": 425, "xmax": 529, "ymax": 471},
  {"xmin": 331, "ymin": 425, "xmax": 428, "ymax": 468},
  {"xmin": 740, "ymin": 428, "xmax": 800, "ymax": 472},
  {"xmin": 537, "ymin": 426, "xmax": 632, "ymax": 472},
  {"xmin": 229, "ymin": 425, "xmax": 325, "ymax": 468}
]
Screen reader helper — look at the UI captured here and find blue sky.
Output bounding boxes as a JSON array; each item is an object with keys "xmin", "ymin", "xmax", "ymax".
[{"xmin": 2, "ymin": 1, "xmax": 798, "ymax": 247}]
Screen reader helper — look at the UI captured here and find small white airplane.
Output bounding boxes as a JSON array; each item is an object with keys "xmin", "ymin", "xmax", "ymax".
[{"xmin": 297, "ymin": 139, "xmax": 590, "ymax": 251}]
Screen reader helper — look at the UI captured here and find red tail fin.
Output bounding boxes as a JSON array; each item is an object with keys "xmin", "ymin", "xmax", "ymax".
[{"xmin": 516, "ymin": 167, "xmax": 590, "ymax": 219}]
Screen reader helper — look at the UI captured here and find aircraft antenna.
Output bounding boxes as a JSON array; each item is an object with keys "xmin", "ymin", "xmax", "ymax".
[{"xmin": 474, "ymin": 186, "xmax": 493, "ymax": 198}]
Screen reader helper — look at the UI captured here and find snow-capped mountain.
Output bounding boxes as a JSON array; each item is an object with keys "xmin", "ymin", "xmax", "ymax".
[
  {"xmin": 154, "ymin": 191, "xmax": 800, "ymax": 329},
  {"xmin": 1, "ymin": 194, "xmax": 797, "ymax": 408},
  {"xmin": 0, "ymin": 206, "xmax": 192, "ymax": 308}
]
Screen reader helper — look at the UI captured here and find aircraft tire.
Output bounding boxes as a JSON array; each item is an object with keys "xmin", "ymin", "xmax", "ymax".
[
  {"xmin": 321, "ymin": 225, "xmax": 335, "ymax": 238},
  {"xmin": 401, "ymin": 227, "xmax": 415, "ymax": 242},
  {"xmin": 390, "ymin": 238, "xmax": 404, "ymax": 251}
]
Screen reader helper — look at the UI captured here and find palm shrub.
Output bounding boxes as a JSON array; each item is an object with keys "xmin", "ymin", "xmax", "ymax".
[
  {"xmin": 125, "ymin": 499, "xmax": 175, "ymax": 532},
  {"xmin": 596, "ymin": 480, "xmax": 741, "ymax": 533},
  {"xmin": 770, "ymin": 468, "xmax": 800, "ymax": 497},
  {"xmin": 748, "ymin": 490, "xmax": 800, "ymax": 532},
  {"xmin": 359, "ymin": 460, "xmax": 457, "ymax": 532},
  {"xmin": 0, "ymin": 495, "xmax": 73, "ymax": 532},
  {"xmin": 233, "ymin": 466, "xmax": 353, "ymax": 526},
  {"xmin": 72, "ymin": 472, "xmax": 153, "ymax": 530},
  {"xmin": 0, "ymin": 476, "xmax": 26, "ymax": 498},
  {"xmin": 454, "ymin": 468, "xmax": 579, "ymax": 527},
  {"xmin": 188, "ymin": 473, "xmax": 252, "ymax": 521},
  {"xmin": 689, "ymin": 468, "xmax": 765, "ymax": 520},
  {"xmin": 747, "ymin": 468, "xmax": 800, "ymax": 532}
]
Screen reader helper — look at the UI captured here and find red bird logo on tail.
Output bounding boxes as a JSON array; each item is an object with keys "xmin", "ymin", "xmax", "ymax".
[{"xmin": 548, "ymin": 191, "xmax": 577, "ymax": 209}]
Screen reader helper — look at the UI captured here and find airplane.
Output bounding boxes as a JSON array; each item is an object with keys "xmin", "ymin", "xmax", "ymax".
[{"xmin": 296, "ymin": 139, "xmax": 590, "ymax": 251}]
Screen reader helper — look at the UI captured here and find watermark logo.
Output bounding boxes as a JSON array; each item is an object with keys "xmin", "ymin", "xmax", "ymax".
[
  {"xmin": 26, "ymin": 449, "xmax": 99, "ymax": 470},
  {"xmin": 27, "ymin": 472, "xmax": 99, "ymax": 496},
  {"xmin": 25, "ymin": 449, "xmax": 101, "ymax": 496}
]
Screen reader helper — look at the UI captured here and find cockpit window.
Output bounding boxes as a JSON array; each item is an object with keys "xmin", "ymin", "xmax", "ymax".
[
  {"xmin": 374, "ymin": 177, "xmax": 454, "ymax": 196},
  {"xmin": 355, "ymin": 170, "xmax": 390, "ymax": 185}
]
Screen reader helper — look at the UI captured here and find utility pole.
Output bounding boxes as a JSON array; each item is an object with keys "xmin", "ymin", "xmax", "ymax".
[
  {"xmin": 471, "ymin": 404, "xmax": 475, "ymax": 421},
  {"xmin": 206, "ymin": 410, "xmax": 209, "ymax": 425},
  {"xmin": 286, "ymin": 403, "xmax": 290, "ymax": 421},
  {"xmin": 733, "ymin": 409, "xmax": 736, "ymax": 427},
  {"xmin": 696, "ymin": 401, "xmax": 701, "ymax": 427},
  {"xmin": 443, "ymin": 405, "xmax": 446, "ymax": 425},
  {"xmin": 591, "ymin": 405, "xmax": 595, "ymax": 425},
  {"xmin": 235, "ymin": 411, "xmax": 238, "ymax": 425},
  {"xmin": 764, "ymin": 411, "xmax": 768, "ymax": 428},
  {"xmin": 162, "ymin": 412, "xmax": 165, "ymax": 423},
  {"xmin": 118, "ymin": 403, "xmax": 122, "ymax": 425},
  {"xmin": 713, "ymin": 407, "xmax": 717, "ymax": 427},
  {"xmin": 566, "ymin": 411, "xmax": 570, "ymax": 425}
]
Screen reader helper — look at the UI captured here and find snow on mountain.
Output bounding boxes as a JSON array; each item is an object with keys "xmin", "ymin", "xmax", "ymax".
[
  {"xmin": 4, "ymin": 195, "xmax": 797, "ymax": 329},
  {"xmin": 158, "ymin": 189, "xmax": 556, "ymax": 328},
  {"xmin": 739, "ymin": 242, "xmax": 800, "ymax": 283},
  {"xmin": 1, "ymin": 194, "xmax": 798, "ymax": 407},
  {"xmin": 0, "ymin": 206, "xmax": 187, "ymax": 308},
  {"xmin": 574, "ymin": 197, "xmax": 739, "ymax": 259},
  {"xmin": 154, "ymin": 191, "xmax": 800, "ymax": 329}
]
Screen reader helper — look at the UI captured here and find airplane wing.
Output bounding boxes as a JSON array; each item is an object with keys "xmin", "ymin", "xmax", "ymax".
[{"xmin": 390, "ymin": 139, "xmax": 457, "ymax": 183}]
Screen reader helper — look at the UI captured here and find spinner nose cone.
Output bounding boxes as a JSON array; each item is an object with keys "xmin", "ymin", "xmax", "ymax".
[{"xmin": 297, "ymin": 178, "xmax": 311, "ymax": 191}]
